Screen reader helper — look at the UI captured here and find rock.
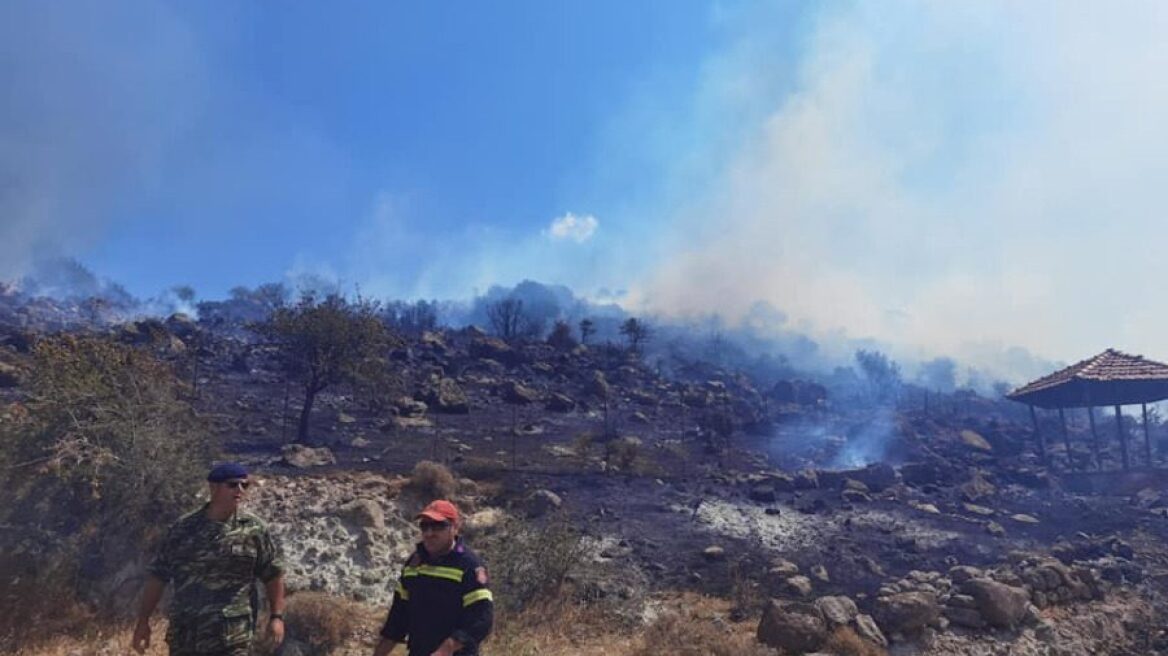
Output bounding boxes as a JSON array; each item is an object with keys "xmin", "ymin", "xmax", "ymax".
[
  {"xmin": 502, "ymin": 381, "xmax": 539, "ymax": 404},
  {"xmin": 588, "ymin": 370, "xmax": 610, "ymax": 399},
  {"xmin": 960, "ymin": 470, "xmax": 996, "ymax": 502},
  {"xmin": 855, "ymin": 462, "xmax": 898, "ymax": 491},
  {"xmin": 469, "ymin": 336, "xmax": 514, "ymax": 363},
  {"xmin": 1010, "ymin": 513, "xmax": 1039, "ymax": 524},
  {"xmin": 337, "ymin": 499, "xmax": 385, "ymax": 530},
  {"xmin": 794, "ymin": 470, "xmax": 820, "ymax": 490},
  {"xmin": 750, "ymin": 485, "xmax": 777, "ymax": 503},
  {"xmin": 629, "ymin": 411, "xmax": 651, "ymax": 424},
  {"xmin": 545, "ymin": 393, "xmax": 575, "ymax": 412},
  {"xmin": 810, "ymin": 564, "xmax": 830, "ymax": 582},
  {"xmin": 985, "ymin": 521, "xmax": 1006, "ymax": 537},
  {"xmin": 960, "ymin": 578, "xmax": 1031, "ymax": 628},
  {"xmin": 336, "ymin": 411, "xmax": 357, "ymax": 424},
  {"xmin": 962, "ymin": 503, "xmax": 995, "ymax": 516},
  {"xmin": 943, "ymin": 606, "xmax": 986, "ymax": 628},
  {"xmin": 524, "ymin": 489, "xmax": 563, "ymax": 517},
  {"xmin": 785, "ymin": 575, "xmax": 814, "ymax": 597},
  {"xmin": 853, "ymin": 613, "xmax": 887, "ymax": 647},
  {"xmin": 394, "ymin": 397, "xmax": 428, "ymax": 417},
  {"xmin": 815, "ymin": 596, "xmax": 858, "ymax": 626},
  {"xmin": 960, "ymin": 429, "xmax": 993, "ymax": 451},
  {"xmin": 281, "ymin": 445, "xmax": 337, "ymax": 468},
  {"xmin": 0, "ymin": 361, "xmax": 21, "ymax": 388},
  {"xmin": 702, "ymin": 545, "xmax": 725, "ymax": 561},
  {"xmin": 757, "ymin": 600, "xmax": 828, "ymax": 653},
  {"xmin": 424, "ymin": 378, "xmax": 469, "ymax": 414},
  {"xmin": 873, "ymin": 591, "xmax": 939, "ymax": 634},
  {"xmin": 948, "ymin": 565, "xmax": 983, "ymax": 584}
]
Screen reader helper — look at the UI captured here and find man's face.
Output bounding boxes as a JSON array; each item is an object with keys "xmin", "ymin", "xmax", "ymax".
[
  {"xmin": 419, "ymin": 518, "xmax": 456, "ymax": 555},
  {"xmin": 210, "ymin": 477, "xmax": 249, "ymax": 511}
]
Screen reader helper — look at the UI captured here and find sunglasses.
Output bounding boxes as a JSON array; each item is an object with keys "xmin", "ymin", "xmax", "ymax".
[
  {"xmin": 220, "ymin": 480, "xmax": 251, "ymax": 490},
  {"xmin": 419, "ymin": 520, "xmax": 450, "ymax": 532}
]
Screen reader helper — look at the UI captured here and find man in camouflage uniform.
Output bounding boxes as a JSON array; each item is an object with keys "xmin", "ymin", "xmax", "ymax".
[{"xmin": 133, "ymin": 463, "xmax": 285, "ymax": 655}]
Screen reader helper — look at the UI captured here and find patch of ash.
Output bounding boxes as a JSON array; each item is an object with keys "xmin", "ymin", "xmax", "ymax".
[
  {"xmin": 676, "ymin": 500, "xmax": 829, "ymax": 551},
  {"xmin": 845, "ymin": 508, "xmax": 962, "ymax": 549}
]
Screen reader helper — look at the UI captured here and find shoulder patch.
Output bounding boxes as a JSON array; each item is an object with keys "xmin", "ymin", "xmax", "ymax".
[{"xmin": 475, "ymin": 566, "xmax": 489, "ymax": 586}]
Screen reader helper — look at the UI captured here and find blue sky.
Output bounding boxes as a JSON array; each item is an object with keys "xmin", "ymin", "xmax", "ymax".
[{"xmin": 7, "ymin": 1, "xmax": 1168, "ymax": 375}]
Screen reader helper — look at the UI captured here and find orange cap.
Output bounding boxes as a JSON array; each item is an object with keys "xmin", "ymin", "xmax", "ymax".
[{"xmin": 416, "ymin": 499, "xmax": 460, "ymax": 524}]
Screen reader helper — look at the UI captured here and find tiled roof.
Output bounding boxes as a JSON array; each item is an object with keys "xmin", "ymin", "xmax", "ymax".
[{"xmin": 1007, "ymin": 349, "xmax": 1168, "ymax": 407}]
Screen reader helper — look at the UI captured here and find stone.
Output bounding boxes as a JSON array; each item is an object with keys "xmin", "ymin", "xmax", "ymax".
[
  {"xmin": 394, "ymin": 397, "xmax": 428, "ymax": 417},
  {"xmin": 873, "ymin": 591, "xmax": 940, "ymax": 634},
  {"xmin": 545, "ymin": 392, "xmax": 575, "ymax": 412},
  {"xmin": 757, "ymin": 600, "xmax": 828, "ymax": 653},
  {"xmin": 702, "ymin": 545, "xmax": 725, "ymax": 561},
  {"xmin": 588, "ymin": 370, "xmax": 611, "ymax": 399},
  {"xmin": 815, "ymin": 595, "xmax": 858, "ymax": 626},
  {"xmin": 943, "ymin": 606, "xmax": 986, "ymax": 628},
  {"xmin": 948, "ymin": 566, "xmax": 983, "ymax": 584},
  {"xmin": 960, "ymin": 429, "xmax": 993, "ymax": 451},
  {"xmin": 282, "ymin": 444, "xmax": 337, "ymax": 468},
  {"xmin": 750, "ymin": 485, "xmax": 778, "ymax": 503},
  {"xmin": 960, "ymin": 470, "xmax": 996, "ymax": 502},
  {"xmin": 785, "ymin": 575, "xmax": 814, "ymax": 597},
  {"xmin": 337, "ymin": 499, "xmax": 384, "ymax": 530},
  {"xmin": 524, "ymin": 489, "xmax": 563, "ymax": 517},
  {"xmin": 960, "ymin": 578, "xmax": 1031, "ymax": 628},
  {"xmin": 985, "ymin": 521, "xmax": 1006, "ymax": 537},
  {"xmin": 794, "ymin": 470, "xmax": 820, "ymax": 490},
  {"xmin": 502, "ymin": 381, "xmax": 539, "ymax": 404},
  {"xmin": 1011, "ymin": 513, "xmax": 1040, "ymax": 524},
  {"xmin": 0, "ymin": 361, "xmax": 22, "ymax": 388},
  {"xmin": 853, "ymin": 613, "xmax": 888, "ymax": 647},
  {"xmin": 424, "ymin": 378, "xmax": 469, "ymax": 414}
]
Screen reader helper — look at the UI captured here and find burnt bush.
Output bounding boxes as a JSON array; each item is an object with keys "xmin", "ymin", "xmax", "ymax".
[
  {"xmin": 284, "ymin": 591, "xmax": 364, "ymax": 655},
  {"xmin": 408, "ymin": 460, "xmax": 458, "ymax": 500},
  {"xmin": 480, "ymin": 513, "xmax": 587, "ymax": 614},
  {"xmin": 0, "ymin": 335, "xmax": 213, "ymax": 648}
]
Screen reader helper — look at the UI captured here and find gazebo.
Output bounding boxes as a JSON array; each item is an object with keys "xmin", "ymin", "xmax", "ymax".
[{"xmin": 1007, "ymin": 349, "xmax": 1168, "ymax": 470}]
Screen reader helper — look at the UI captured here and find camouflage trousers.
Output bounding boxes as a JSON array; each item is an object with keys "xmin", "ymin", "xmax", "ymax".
[{"xmin": 166, "ymin": 614, "xmax": 254, "ymax": 656}]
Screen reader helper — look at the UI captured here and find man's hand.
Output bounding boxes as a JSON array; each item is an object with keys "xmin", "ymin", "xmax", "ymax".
[
  {"xmin": 268, "ymin": 617, "xmax": 286, "ymax": 647},
  {"xmin": 131, "ymin": 619, "xmax": 151, "ymax": 654},
  {"xmin": 373, "ymin": 638, "xmax": 399, "ymax": 656}
]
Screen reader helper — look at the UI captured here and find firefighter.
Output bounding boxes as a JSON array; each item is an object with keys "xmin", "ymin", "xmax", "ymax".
[{"xmin": 374, "ymin": 500, "xmax": 493, "ymax": 656}]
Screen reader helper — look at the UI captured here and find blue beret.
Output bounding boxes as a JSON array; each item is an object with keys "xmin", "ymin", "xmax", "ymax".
[{"xmin": 207, "ymin": 462, "xmax": 249, "ymax": 482}]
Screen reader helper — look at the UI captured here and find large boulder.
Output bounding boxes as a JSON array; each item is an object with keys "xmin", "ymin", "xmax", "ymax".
[
  {"xmin": 873, "ymin": 591, "xmax": 939, "ymax": 634},
  {"xmin": 424, "ymin": 378, "xmax": 469, "ymax": 414},
  {"xmin": 815, "ymin": 596, "xmax": 858, "ymax": 626},
  {"xmin": 960, "ymin": 578, "xmax": 1031, "ymax": 628},
  {"xmin": 757, "ymin": 600, "xmax": 828, "ymax": 653},
  {"xmin": 501, "ymin": 381, "xmax": 539, "ymax": 405}
]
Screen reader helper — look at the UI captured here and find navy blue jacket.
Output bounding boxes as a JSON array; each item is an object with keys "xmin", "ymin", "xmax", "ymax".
[{"xmin": 380, "ymin": 539, "xmax": 493, "ymax": 656}]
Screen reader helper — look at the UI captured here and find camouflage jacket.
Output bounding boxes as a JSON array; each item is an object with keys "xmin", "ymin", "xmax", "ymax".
[{"xmin": 148, "ymin": 504, "xmax": 284, "ymax": 652}]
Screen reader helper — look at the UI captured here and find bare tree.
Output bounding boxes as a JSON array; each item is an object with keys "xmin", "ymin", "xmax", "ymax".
[
  {"xmin": 619, "ymin": 317, "xmax": 652, "ymax": 355},
  {"xmin": 487, "ymin": 298, "xmax": 528, "ymax": 340},
  {"xmin": 579, "ymin": 318, "xmax": 596, "ymax": 345}
]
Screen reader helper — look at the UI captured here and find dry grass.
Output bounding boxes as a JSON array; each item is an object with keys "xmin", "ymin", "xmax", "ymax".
[
  {"xmin": 407, "ymin": 460, "xmax": 457, "ymax": 499},
  {"xmin": 822, "ymin": 626, "xmax": 889, "ymax": 656},
  {"xmin": 15, "ymin": 589, "xmax": 783, "ymax": 656},
  {"xmin": 285, "ymin": 591, "xmax": 367, "ymax": 654}
]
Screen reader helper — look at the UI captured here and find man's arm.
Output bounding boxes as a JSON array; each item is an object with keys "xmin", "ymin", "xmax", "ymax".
[
  {"xmin": 446, "ymin": 560, "xmax": 493, "ymax": 654},
  {"xmin": 265, "ymin": 574, "xmax": 286, "ymax": 647},
  {"xmin": 132, "ymin": 575, "xmax": 166, "ymax": 653}
]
